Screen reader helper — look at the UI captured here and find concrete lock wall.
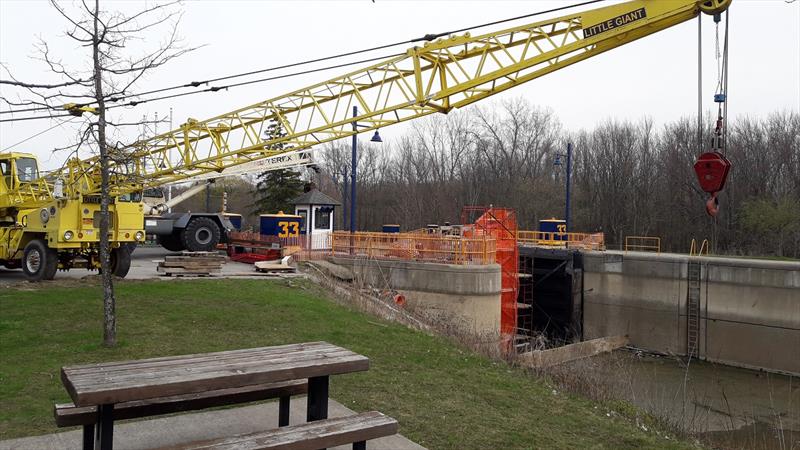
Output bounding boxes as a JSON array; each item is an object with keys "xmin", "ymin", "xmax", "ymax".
[
  {"xmin": 582, "ymin": 251, "xmax": 800, "ymax": 375},
  {"xmin": 329, "ymin": 257, "xmax": 502, "ymax": 334}
]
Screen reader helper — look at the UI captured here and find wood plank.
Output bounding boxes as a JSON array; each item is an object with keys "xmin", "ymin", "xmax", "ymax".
[
  {"xmin": 62, "ymin": 351, "xmax": 350, "ymax": 395},
  {"xmin": 69, "ymin": 349, "xmax": 357, "ymax": 386},
  {"xmin": 67, "ymin": 354, "xmax": 367, "ymax": 407},
  {"xmin": 54, "ymin": 380, "xmax": 308, "ymax": 427},
  {"xmin": 63, "ymin": 343, "xmax": 330, "ymax": 375},
  {"xmin": 518, "ymin": 335, "xmax": 630, "ymax": 368},
  {"xmin": 63, "ymin": 344, "xmax": 336, "ymax": 379},
  {"xmin": 157, "ymin": 267, "xmax": 222, "ymax": 274},
  {"xmin": 159, "ymin": 261, "xmax": 224, "ymax": 267},
  {"xmin": 158, "ymin": 411, "xmax": 398, "ymax": 450},
  {"xmin": 61, "ymin": 342, "xmax": 369, "ymax": 407}
]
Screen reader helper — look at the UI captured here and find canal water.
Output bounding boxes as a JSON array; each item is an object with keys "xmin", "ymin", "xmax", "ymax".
[{"xmin": 561, "ymin": 350, "xmax": 799, "ymax": 449}]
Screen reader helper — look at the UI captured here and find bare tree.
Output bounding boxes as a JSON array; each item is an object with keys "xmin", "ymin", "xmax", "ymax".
[
  {"xmin": 312, "ymin": 96, "xmax": 798, "ymax": 257},
  {"xmin": 1, "ymin": 0, "xmax": 192, "ymax": 346}
]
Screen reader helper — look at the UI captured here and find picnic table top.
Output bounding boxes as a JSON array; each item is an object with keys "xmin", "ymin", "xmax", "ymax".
[{"xmin": 60, "ymin": 341, "xmax": 369, "ymax": 407}]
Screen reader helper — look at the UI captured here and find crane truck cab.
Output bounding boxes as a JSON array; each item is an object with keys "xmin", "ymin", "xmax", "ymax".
[{"xmin": 0, "ymin": 152, "xmax": 144, "ymax": 281}]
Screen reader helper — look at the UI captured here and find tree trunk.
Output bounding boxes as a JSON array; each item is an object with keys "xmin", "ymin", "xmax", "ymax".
[{"xmin": 94, "ymin": 0, "xmax": 116, "ymax": 347}]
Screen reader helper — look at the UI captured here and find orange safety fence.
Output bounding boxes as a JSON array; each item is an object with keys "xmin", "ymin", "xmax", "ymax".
[
  {"xmin": 517, "ymin": 231, "xmax": 605, "ymax": 250},
  {"xmin": 329, "ymin": 231, "xmax": 496, "ymax": 265}
]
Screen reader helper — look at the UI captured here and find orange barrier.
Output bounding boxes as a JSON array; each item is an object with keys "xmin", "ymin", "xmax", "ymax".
[
  {"xmin": 517, "ymin": 231, "xmax": 605, "ymax": 250},
  {"xmin": 470, "ymin": 207, "xmax": 518, "ymax": 344},
  {"xmin": 330, "ymin": 231, "xmax": 496, "ymax": 265}
]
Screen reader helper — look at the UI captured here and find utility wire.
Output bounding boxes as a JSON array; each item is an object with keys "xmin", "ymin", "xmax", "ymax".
[
  {"xmin": 103, "ymin": 52, "xmax": 403, "ymax": 110},
  {"xmin": 0, "ymin": 0, "xmax": 605, "ymax": 116},
  {"xmin": 3, "ymin": 116, "xmax": 79, "ymax": 150},
  {"xmin": 0, "ymin": 113, "xmax": 73, "ymax": 123}
]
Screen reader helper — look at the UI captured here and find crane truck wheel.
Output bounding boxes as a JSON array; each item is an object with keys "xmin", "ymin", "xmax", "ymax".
[
  {"xmin": 157, "ymin": 234, "xmax": 185, "ymax": 252},
  {"xmin": 181, "ymin": 217, "xmax": 220, "ymax": 252},
  {"xmin": 22, "ymin": 239, "xmax": 58, "ymax": 282},
  {"xmin": 99, "ymin": 247, "xmax": 132, "ymax": 278}
]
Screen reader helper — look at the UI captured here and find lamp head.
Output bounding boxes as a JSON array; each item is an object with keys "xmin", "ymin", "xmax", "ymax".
[{"xmin": 370, "ymin": 130, "xmax": 383, "ymax": 143}]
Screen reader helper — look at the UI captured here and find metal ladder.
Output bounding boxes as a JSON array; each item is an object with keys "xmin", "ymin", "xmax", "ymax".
[{"xmin": 686, "ymin": 260, "xmax": 702, "ymax": 358}]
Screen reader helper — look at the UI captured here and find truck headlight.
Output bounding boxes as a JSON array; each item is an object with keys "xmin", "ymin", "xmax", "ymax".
[
  {"xmin": 134, "ymin": 231, "xmax": 145, "ymax": 241},
  {"xmin": 40, "ymin": 208, "xmax": 50, "ymax": 224},
  {"xmin": 64, "ymin": 230, "xmax": 74, "ymax": 241}
]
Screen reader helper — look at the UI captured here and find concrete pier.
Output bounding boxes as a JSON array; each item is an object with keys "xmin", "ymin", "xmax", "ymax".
[
  {"xmin": 325, "ymin": 251, "xmax": 798, "ymax": 375},
  {"xmin": 582, "ymin": 251, "xmax": 800, "ymax": 375},
  {"xmin": 329, "ymin": 257, "xmax": 502, "ymax": 334}
]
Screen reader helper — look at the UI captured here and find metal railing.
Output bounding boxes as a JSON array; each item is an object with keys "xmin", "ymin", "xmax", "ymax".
[
  {"xmin": 330, "ymin": 231, "xmax": 496, "ymax": 265},
  {"xmin": 624, "ymin": 236, "xmax": 661, "ymax": 254},
  {"xmin": 517, "ymin": 231, "xmax": 605, "ymax": 251},
  {"xmin": 689, "ymin": 238, "xmax": 710, "ymax": 256}
]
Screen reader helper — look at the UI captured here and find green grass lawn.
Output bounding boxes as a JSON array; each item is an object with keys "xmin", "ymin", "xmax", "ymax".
[{"xmin": 0, "ymin": 279, "xmax": 692, "ymax": 449}]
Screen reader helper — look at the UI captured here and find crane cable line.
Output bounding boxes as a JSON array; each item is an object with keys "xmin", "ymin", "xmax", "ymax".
[{"xmin": 0, "ymin": 0, "xmax": 605, "ymax": 120}]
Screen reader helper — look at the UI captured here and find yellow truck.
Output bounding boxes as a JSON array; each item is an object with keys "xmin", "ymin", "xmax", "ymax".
[{"xmin": 0, "ymin": 152, "xmax": 142, "ymax": 280}]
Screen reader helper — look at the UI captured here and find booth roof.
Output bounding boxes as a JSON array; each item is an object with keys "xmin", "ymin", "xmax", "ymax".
[{"xmin": 291, "ymin": 189, "xmax": 341, "ymax": 206}]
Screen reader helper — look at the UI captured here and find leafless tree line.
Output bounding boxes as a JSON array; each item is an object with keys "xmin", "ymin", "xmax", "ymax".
[{"xmin": 318, "ymin": 98, "xmax": 800, "ymax": 257}]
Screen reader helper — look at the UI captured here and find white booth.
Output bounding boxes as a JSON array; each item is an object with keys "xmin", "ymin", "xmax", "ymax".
[{"xmin": 292, "ymin": 189, "xmax": 340, "ymax": 250}]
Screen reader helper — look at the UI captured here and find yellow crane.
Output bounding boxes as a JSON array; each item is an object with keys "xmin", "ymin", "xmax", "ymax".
[{"xmin": 0, "ymin": 0, "xmax": 732, "ymax": 280}]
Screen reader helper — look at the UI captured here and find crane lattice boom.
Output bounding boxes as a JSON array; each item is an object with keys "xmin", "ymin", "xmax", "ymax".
[{"xmin": 14, "ymin": 0, "xmax": 730, "ymax": 205}]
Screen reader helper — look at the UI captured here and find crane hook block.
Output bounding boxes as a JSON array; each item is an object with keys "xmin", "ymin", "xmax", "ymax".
[{"xmin": 694, "ymin": 152, "xmax": 731, "ymax": 194}]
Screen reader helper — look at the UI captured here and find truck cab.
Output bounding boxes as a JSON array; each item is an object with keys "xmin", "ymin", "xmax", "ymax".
[
  {"xmin": 0, "ymin": 152, "xmax": 39, "ymax": 209},
  {"xmin": 0, "ymin": 152, "xmax": 145, "ymax": 281}
]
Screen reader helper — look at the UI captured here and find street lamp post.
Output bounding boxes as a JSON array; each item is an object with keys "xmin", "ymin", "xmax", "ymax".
[
  {"xmin": 350, "ymin": 105, "xmax": 382, "ymax": 234},
  {"xmin": 351, "ymin": 107, "xmax": 358, "ymax": 234},
  {"xmin": 553, "ymin": 142, "xmax": 573, "ymax": 232}
]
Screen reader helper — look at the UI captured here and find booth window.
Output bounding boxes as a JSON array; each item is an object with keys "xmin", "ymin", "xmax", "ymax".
[{"xmin": 314, "ymin": 207, "xmax": 332, "ymax": 230}]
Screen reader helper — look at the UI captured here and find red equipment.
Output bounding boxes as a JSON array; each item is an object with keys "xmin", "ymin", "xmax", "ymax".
[{"xmin": 693, "ymin": 152, "xmax": 731, "ymax": 217}]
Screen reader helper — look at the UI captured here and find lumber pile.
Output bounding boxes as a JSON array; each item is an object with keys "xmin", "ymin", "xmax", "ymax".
[
  {"xmin": 254, "ymin": 256, "xmax": 296, "ymax": 274},
  {"xmin": 157, "ymin": 251, "xmax": 226, "ymax": 277}
]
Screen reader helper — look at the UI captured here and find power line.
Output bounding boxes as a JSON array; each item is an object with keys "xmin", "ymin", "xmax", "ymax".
[
  {"xmin": 104, "ymin": 52, "xmax": 403, "ymax": 110},
  {"xmin": 0, "ymin": 113, "xmax": 73, "ymax": 124},
  {"xmin": 3, "ymin": 117, "xmax": 79, "ymax": 150},
  {"xmin": 0, "ymin": 104, "xmax": 67, "ymax": 115},
  {"xmin": 0, "ymin": 0, "xmax": 605, "ymax": 116},
  {"xmin": 105, "ymin": 0, "xmax": 604, "ymax": 105}
]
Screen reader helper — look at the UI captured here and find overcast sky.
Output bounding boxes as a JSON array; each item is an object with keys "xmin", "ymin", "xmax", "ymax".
[{"xmin": 1, "ymin": 0, "xmax": 798, "ymax": 171}]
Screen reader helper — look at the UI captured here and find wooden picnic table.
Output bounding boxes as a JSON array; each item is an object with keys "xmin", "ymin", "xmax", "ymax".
[{"xmin": 60, "ymin": 341, "xmax": 370, "ymax": 450}]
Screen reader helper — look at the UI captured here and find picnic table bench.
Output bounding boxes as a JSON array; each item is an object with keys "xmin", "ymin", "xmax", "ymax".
[{"xmin": 57, "ymin": 342, "xmax": 391, "ymax": 450}]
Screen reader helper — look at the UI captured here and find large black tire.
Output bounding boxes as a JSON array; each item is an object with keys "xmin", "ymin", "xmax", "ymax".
[
  {"xmin": 22, "ymin": 239, "xmax": 58, "ymax": 282},
  {"xmin": 110, "ymin": 247, "xmax": 132, "ymax": 278},
  {"xmin": 181, "ymin": 217, "xmax": 220, "ymax": 252},
  {"xmin": 157, "ymin": 233, "xmax": 185, "ymax": 252}
]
